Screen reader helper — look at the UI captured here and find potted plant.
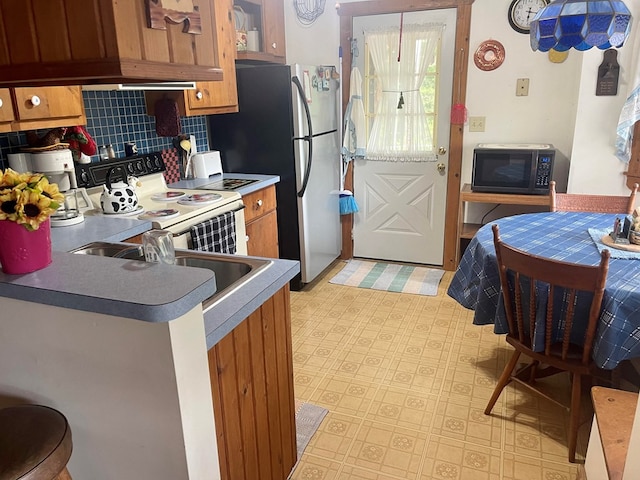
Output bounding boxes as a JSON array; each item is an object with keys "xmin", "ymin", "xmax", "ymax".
[{"xmin": 0, "ymin": 168, "xmax": 64, "ymax": 274}]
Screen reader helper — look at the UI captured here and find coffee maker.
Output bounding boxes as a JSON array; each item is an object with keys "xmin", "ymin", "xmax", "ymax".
[{"xmin": 29, "ymin": 149, "xmax": 90, "ymax": 227}]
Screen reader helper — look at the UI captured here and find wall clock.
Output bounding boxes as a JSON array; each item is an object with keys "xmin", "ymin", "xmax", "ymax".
[{"xmin": 508, "ymin": 0, "xmax": 549, "ymax": 34}]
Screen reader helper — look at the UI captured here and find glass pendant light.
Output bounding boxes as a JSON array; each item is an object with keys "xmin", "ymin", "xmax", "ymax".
[{"xmin": 530, "ymin": 0, "xmax": 633, "ymax": 52}]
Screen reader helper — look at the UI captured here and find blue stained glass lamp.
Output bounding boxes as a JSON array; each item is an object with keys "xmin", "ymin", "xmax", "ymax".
[{"xmin": 530, "ymin": 0, "xmax": 633, "ymax": 52}]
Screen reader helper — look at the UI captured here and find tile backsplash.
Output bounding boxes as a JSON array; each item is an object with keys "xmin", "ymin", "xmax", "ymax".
[{"xmin": 0, "ymin": 90, "xmax": 209, "ymax": 169}]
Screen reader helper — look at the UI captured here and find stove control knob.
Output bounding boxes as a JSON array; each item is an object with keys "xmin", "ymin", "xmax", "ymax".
[
  {"xmin": 126, "ymin": 163, "xmax": 135, "ymax": 174},
  {"xmin": 145, "ymin": 157, "xmax": 153, "ymax": 170},
  {"xmin": 154, "ymin": 156, "xmax": 162, "ymax": 168},
  {"xmin": 80, "ymin": 171, "xmax": 90, "ymax": 185},
  {"xmin": 135, "ymin": 160, "xmax": 144, "ymax": 173}
]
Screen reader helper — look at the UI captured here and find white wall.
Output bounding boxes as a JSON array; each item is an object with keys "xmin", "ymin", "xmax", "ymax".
[{"xmin": 284, "ymin": 0, "xmax": 640, "ymax": 195}]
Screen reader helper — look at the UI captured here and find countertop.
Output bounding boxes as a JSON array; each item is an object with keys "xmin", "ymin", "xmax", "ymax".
[
  {"xmin": 169, "ymin": 173, "xmax": 280, "ymax": 196},
  {"xmin": 0, "ymin": 172, "xmax": 298, "ymax": 343}
]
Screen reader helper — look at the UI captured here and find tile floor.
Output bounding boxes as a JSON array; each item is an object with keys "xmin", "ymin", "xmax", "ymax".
[{"xmin": 288, "ymin": 261, "xmax": 585, "ymax": 480}]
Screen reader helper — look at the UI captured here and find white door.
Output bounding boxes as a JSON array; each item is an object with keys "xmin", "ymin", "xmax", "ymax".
[{"xmin": 352, "ymin": 9, "xmax": 456, "ymax": 266}]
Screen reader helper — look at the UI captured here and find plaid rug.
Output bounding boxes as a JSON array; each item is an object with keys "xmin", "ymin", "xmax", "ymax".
[{"xmin": 329, "ymin": 259, "xmax": 445, "ymax": 296}]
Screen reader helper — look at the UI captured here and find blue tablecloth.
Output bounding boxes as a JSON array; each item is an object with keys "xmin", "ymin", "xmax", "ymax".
[{"xmin": 448, "ymin": 212, "xmax": 640, "ymax": 370}]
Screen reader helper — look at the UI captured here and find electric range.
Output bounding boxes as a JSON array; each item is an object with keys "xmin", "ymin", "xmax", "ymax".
[{"xmin": 76, "ymin": 153, "xmax": 248, "ymax": 253}]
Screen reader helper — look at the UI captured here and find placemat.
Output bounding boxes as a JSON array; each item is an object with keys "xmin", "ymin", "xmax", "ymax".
[{"xmin": 588, "ymin": 228, "xmax": 640, "ymax": 259}]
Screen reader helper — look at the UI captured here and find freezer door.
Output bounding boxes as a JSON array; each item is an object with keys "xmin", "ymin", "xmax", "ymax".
[
  {"xmin": 292, "ymin": 64, "xmax": 339, "ymax": 136},
  {"xmin": 294, "ymin": 130, "xmax": 341, "ymax": 283}
]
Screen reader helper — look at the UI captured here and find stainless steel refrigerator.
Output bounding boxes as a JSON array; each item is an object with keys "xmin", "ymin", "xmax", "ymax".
[{"xmin": 209, "ymin": 64, "xmax": 341, "ymax": 290}]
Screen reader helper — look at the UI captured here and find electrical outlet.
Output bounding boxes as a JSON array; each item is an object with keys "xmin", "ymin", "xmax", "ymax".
[
  {"xmin": 516, "ymin": 78, "xmax": 530, "ymax": 96},
  {"xmin": 469, "ymin": 116, "xmax": 486, "ymax": 132}
]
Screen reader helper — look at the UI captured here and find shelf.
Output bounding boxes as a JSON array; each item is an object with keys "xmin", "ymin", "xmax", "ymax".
[
  {"xmin": 235, "ymin": 51, "xmax": 284, "ymax": 64},
  {"xmin": 456, "ymin": 184, "xmax": 552, "ymax": 267},
  {"xmin": 460, "ymin": 184, "xmax": 551, "ymax": 206},
  {"xmin": 461, "ymin": 223, "xmax": 483, "ymax": 239}
]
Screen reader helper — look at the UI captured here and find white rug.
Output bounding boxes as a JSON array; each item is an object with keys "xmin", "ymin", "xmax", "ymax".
[{"xmin": 329, "ymin": 259, "xmax": 445, "ymax": 296}]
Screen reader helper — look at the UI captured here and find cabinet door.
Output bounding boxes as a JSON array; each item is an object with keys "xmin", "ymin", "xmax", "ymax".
[
  {"xmin": 262, "ymin": 0, "xmax": 286, "ymax": 59},
  {"xmin": 0, "ymin": 89, "xmax": 14, "ymax": 132},
  {"xmin": 186, "ymin": 0, "xmax": 238, "ymax": 114},
  {"xmin": 246, "ymin": 210, "xmax": 279, "ymax": 258},
  {"xmin": 13, "ymin": 86, "xmax": 85, "ymax": 122}
]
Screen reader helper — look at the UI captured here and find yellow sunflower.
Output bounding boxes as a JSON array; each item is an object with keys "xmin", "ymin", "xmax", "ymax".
[
  {"xmin": 0, "ymin": 169, "xmax": 27, "ymax": 190},
  {"xmin": 0, "ymin": 190, "xmax": 20, "ymax": 222},
  {"xmin": 35, "ymin": 176, "xmax": 64, "ymax": 206},
  {"xmin": 17, "ymin": 189, "xmax": 56, "ymax": 231}
]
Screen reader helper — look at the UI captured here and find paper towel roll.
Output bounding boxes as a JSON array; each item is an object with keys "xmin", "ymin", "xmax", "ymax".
[{"xmin": 247, "ymin": 29, "xmax": 260, "ymax": 52}]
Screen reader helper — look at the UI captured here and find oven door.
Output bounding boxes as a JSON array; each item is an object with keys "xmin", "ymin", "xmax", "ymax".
[{"xmin": 165, "ymin": 199, "xmax": 248, "ymax": 255}]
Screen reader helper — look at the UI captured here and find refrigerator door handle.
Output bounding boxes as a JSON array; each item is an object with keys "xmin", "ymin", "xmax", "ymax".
[{"xmin": 292, "ymin": 75, "xmax": 313, "ymax": 198}]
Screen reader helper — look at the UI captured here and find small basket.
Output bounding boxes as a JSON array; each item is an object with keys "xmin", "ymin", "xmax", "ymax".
[
  {"xmin": 630, "ymin": 230, "xmax": 640, "ymax": 245},
  {"xmin": 234, "ymin": 6, "xmax": 247, "ymax": 52}
]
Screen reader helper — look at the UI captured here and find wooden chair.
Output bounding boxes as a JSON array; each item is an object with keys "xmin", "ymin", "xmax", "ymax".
[
  {"xmin": 0, "ymin": 405, "xmax": 73, "ymax": 479},
  {"xmin": 550, "ymin": 181, "xmax": 639, "ymax": 214},
  {"xmin": 485, "ymin": 224, "xmax": 610, "ymax": 463}
]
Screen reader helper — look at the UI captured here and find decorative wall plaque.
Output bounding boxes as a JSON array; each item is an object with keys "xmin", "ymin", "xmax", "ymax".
[
  {"xmin": 145, "ymin": 0, "xmax": 202, "ymax": 35},
  {"xmin": 474, "ymin": 40, "xmax": 506, "ymax": 72},
  {"xmin": 596, "ymin": 49, "xmax": 620, "ymax": 96}
]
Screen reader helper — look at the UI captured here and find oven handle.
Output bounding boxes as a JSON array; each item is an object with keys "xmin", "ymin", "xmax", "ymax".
[{"xmin": 170, "ymin": 204, "xmax": 246, "ymax": 238}]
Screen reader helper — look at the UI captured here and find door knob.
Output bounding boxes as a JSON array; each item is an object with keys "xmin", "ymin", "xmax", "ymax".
[
  {"xmin": 437, "ymin": 163, "xmax": 446, "ymax": 174},
  {"xmin": 438, "ymin": 146, "xmax": 447, "ymax": 155}
]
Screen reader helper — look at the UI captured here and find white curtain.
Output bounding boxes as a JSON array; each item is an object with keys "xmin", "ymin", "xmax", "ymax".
[
  {"xmin": 616, "ymin": 26, "xmax": 640, "ymax": 163},
  {"xmin": 365, "ymin": 23, "xmax": 443, "ymax": 162}
]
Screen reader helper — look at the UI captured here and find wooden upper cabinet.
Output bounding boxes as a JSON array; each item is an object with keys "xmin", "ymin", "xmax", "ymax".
[
  {"xmin": 13, "ymin": 87, "xmax": 84, "ymax": 122},
  {"xmin": 0, "ymin": 0, "xmax": 224, "ymax": 86},
  {"xmin": 145, "ymin": 0, "xmax": 238, "ymax": 116},
  {"xmin": 0, "ymin": 86, "xmax": 86, "ymax": 131},
  {"xmin": 235, "ymin": 0, "xmax": 286, "ymax": 64},
  {"xmin": 262, "ymin": 0, "xmax": 286, "ymax": 59},
  {"xmin": 0, "ymin": 89, "xmax": 14, "ymax": 132}
]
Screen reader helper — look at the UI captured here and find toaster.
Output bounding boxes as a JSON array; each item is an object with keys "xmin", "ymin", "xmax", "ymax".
[{"xmin": 192, "ymin": 151, "xmax": 223, "ymax": 178}]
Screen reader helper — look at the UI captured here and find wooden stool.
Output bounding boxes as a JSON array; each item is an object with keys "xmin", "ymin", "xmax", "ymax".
[{"xmin": 0, "ymin": 405, "xmax": 73, "ymax": 480}]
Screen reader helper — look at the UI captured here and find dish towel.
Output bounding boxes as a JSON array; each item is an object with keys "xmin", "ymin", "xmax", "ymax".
[
  {"xmin": 588, "ymin": 228, "xmax": 640, "ymax": 260},
  {"xmin": 190, "ymin": 212, "xmax": 237, "ymax": 254}
]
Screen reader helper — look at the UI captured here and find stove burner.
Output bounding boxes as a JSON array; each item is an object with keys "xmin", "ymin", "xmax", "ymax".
[{"xmin": 201, "ymin": 178, "xmax": 258, "ymax": 191}]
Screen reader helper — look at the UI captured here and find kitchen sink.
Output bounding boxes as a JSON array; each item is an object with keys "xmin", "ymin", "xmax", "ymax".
[{"xmin": 71, "ymin": 242, "xmax": 272, "ymax": 311}]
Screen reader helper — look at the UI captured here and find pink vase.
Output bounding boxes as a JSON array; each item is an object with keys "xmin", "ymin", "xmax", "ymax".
[{"xmin": 0, "ymin": 219, "xmax": 52, "ymax": 274}]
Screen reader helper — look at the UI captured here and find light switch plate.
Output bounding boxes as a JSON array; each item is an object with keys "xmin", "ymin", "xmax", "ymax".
[
  {"xmin": 469, "ymin": 116, "xmax": 486, "ymax": 132},
  {"xmin": 516, "ymin": 78, "xmax": 530, "ymax": 96}
]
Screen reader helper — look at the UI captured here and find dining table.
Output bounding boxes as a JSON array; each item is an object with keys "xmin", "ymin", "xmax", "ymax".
[{"xmin": 448, "ymin": 211, "xmax": 640, "ymax": 370}]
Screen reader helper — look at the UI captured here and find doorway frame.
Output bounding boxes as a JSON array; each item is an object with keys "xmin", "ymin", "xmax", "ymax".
[{"xmin": 337, "ymin": 0, "xmax": 473, "ymax": 271}]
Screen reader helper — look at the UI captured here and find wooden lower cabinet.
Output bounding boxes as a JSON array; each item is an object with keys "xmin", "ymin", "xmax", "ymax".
[
  {"xmin": 244, "ymin": 185, "xmax": 280, "ymax": 258},
  {"xmin": 208, "ymin": 286, "xmax": 297, "ymax": 480}
]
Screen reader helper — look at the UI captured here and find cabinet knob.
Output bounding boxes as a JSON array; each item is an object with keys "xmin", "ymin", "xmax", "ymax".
[
  {"xmin": 195, "ymin": 91, "xmax": 203, "ymax": 100},
  {"xmin": 0, "ymin": 99, "xmax": 3, "ymax": 108},
  {"xmin": 272, "ymin": 42, "xmax": 277, "ymax": 49},
  {"xmin": 256, "ymin": 199, "xmax": 263, "ymax": 207},
  {"xmin": 29, "ymin": 95, "xmax": 41, "ymax": 107}
]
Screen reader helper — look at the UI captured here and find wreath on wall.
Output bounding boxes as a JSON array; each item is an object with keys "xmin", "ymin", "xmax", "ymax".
[
  {"xmin": 474, "ymin": 40, "xmax": 506, "ymax": 72},
  {"xmin": 294, "ymin": 0, "xmax": 326, "ymax": 25}
]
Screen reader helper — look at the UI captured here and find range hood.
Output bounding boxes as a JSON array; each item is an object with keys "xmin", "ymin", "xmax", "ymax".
[{"xmin": 82, "ymin": 82, "xmax": 197, "ymax": 91}]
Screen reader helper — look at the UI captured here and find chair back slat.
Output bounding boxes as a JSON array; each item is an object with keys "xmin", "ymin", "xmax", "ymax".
[
  {"xmin": 492, "ymin": 225, "xmax": 610, "ymax": 367},
  {"xmin": 561, "ymin": 289, "xmax": 577, "ymax": 360},
  {"xmin": 550, "ymin": 181, "xmax": 638, "ymax": 214},
  {"xmin": 545, "ymin": 284, "xmax": 554, "ymax": 356},
  {"xmin": 528, "ymin": 279, "xmax": 536, "ymax": 344}
]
